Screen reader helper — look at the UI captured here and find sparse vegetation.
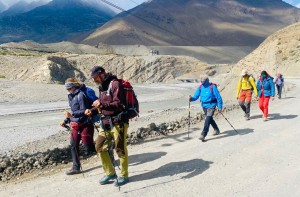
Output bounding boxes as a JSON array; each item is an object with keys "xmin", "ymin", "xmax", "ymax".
[
  {"xmin": 0, "ymin": 74, "xmax": 6, "ymax": 78},
  {"xmin": 282, "ymin": 56, "xmax": 288, "ymax": 61}
]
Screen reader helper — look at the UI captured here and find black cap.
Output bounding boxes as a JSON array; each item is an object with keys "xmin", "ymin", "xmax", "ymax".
[{"xmin": 90, "ymin": 66, "xmax": 105, "ymax": 78}]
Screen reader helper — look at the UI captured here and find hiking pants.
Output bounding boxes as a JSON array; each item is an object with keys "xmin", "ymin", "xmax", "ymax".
[
  {"xmin": 259, "ymin": 95, "xmax": 271, "ymax": 118},
  {"xmin": 201, "ymin": 108, "xmax": 219, "ymax": 137},
  {"xmin": 238, "ymin": 89, "xmax": 252, "ymax": 115},
  {"xmin": 95, "ymin": 123, "xmax": 129, "ymax": 178},
  {"xmin": 276, "ymin": 85, "xmax": 283, "ymax": 98},
  {"xmin": 70, "ymin": 122, "xmax": 94, "ymax": 170}
]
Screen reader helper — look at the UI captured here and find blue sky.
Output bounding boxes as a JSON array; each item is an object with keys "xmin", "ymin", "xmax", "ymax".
[{"xmin": 1, "ymin": 0, "xmax": 300, "ymax": 9}]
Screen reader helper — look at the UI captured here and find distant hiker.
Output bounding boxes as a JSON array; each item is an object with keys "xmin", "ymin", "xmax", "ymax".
[
  {"xmin": 274, "ymin": 73, "xmax": 284, "ymax": 99},
  {"xmin": 60, "ymin": 78, "xmax": 95, "ymax": 175},
  {"xmin": 85, "ymin": 66, "xmax": 130, "ymax": 186},
  {"xmin": 256, "ymin": 71, "xmax": 275, "ymax": 121},
  {"xmin": 189, "ymin": 75, "xmax": 223, "ymax": 142},
  {"xmin": 236, "ymin": 69, "xmax": 258, "ymax": 120}
]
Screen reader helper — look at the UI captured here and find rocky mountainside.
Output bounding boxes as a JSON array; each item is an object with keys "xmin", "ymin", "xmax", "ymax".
[
  {"xmin": 0, "ymin": 0, "xmax": 116, "ymax": 44},
  {"xmin": 234, "ymin": 22, "xmax": 300, "ymax": 77},
  {"xmin": 82, "ymin": 0, "xmax": 300, "ymax": 46},
  {"xmin": 0, "ymin": 53, "xmax": 210, "ymax": 84}
]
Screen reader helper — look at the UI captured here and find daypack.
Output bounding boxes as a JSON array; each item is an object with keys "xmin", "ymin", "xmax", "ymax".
[
  {"xmin": 80, "ymin": 87, "xmax": 100, "ymax": 122},
  {"xmin": 108, "ymin": 79, "xmax": 139, "ymax": 119},
  {"xmin": 81, "ymin": 87, "xmax": 98, "ymax": 107}
]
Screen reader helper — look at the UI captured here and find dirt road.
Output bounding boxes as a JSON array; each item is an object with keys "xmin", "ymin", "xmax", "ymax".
[{"xmin": 1, "ymin": 79, "xmax": 299, "ymax": 197}]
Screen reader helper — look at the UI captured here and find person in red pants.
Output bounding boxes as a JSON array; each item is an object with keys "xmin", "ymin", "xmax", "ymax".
[
  {"xmin": 256, "ymin": 71, "xmax": 275, "ymax": 121},
  {"xmin": 60, "ymin": 78, "xmax": 95, "ymax": 175}
]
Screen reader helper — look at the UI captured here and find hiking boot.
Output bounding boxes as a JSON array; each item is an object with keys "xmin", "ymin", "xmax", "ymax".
[
  {"xmin": 65, "ymin": 168, "xmax": 81, "ymax": 175},
  {"xmin": 99, "ymin": 173, "xmax": 117, "ymax": 185},
  {"xmin": 245, "ymin": 113, "xmax": 250, "ymax": 120},
  {"xmin": 199, "ymin": 135, "xmax": 205, "ymax": 142},
  {"xmin": 114, "ymin": 177, "xmax": 129, "ymax": 187},
  {"xmin": 212, "ymin": 129, "xmax": 220, "ymax": 136},
  {"xmin": 263, "ymin": 117, "xmax": 269, "ymax": 122}
]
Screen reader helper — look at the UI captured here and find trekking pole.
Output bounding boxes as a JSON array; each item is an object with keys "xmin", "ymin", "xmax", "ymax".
[
  {"xmin": 219, "ymin": 112, "xmax": 239, "ymax": 134},
  {"xmin": 90, "ymin": 117, "xmax": 121, "ymax": 190},
  {"xmin": 188, "ymin": 99, "xmax": 191, "ymax": 139}
]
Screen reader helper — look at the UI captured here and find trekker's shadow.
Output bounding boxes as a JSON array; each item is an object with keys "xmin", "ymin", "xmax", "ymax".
[
  {"xmin": 250, "ymin": 113, "xmax": 298, "ymax": 120},
  {"xmin": 268, "ymin": 113, "xmax": 298, "ymax": 120},
  {"xmin": 206, "ymin": 128, "xmax": 254, "ymax": 142},
  {"xmin": 130, "ymin": 159, "xmax": 213, "ymax": 183},
  {"xmin": 129, "ymin": 152, "xmax": 167, "ymax": 166}
]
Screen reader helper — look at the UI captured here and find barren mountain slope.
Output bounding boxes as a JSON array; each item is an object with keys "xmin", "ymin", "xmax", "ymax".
[
  {"xmin": 82, "ymin": 0, "xmax": 300, "ymax": 46},
  {"xmin": 233, "ymin": 22, "xmax": 300, "ymax": 77},
  {"xmin": 0, "ymin": 53, "xmax": 209, "ymax": 84}
]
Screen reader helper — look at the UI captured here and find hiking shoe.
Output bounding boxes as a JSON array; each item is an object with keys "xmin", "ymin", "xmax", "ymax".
[
  {"xmin": 263, "ymin": 117, "xmax": 269, "ymax": 122},
  {"xmin": 114, "ymin": 177, "xmax": 129, "ymax": 187},
  {"xmin": 199, "ymin": 135, "xmax": 205, "ymax": 142},
  {"xmin": 65, "ymin": 169, "xmax": 81, "ymax": 175},
  {"xmin": 245, "ymin": 113, "xmax": 250, "ymax": 120},
  {"xmin": 99, "ymin": 173, "xmax": 117, "ymax": 185},
  {"xmin": 212, "ymin": 129, "xmax": 220, "ymax": 136}
]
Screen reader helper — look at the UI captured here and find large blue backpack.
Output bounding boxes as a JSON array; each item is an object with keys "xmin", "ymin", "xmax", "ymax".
[{"xmin": 80, "ymin": 87, "xmax": 100, "ymax": 122}]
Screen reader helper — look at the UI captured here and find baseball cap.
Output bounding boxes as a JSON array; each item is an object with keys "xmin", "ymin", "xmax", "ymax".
[{"xmin": 90, "ymin": 66, "xmax": 105, "ymax": 78}]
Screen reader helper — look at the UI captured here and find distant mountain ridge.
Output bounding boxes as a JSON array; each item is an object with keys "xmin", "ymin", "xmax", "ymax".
[
  {"xmin": 0, "ymin": 1, "xmax": 7, "ymax": 12},
  {"xmin": 82, "ymin": 0, "xmax": 300, "ymax": 46},
  {"xmin": 0, "ymin": 0, "xmax": 116, "ymax": 44},
  {"xmin": 0, "ymin": 0, "xmax": 50, "ymax": 17}
]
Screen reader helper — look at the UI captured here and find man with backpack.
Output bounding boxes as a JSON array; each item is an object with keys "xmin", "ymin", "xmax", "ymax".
[
  {"xmin": 85, "ymin": 66, "xmax": 130, "ymax": 187},
  {"xmin": 274, "ymin": 73, "xmax": 284, "ymax": 99},
  {"xmin": 189, "ymin": 75, "xmax": 223, "ymax": 142},
  {"xmin": 236, "ymin": 69, "xmax": 258, "ymax": 120},
  {"xmin": 60, "ymin": 78, "xmax": 96, "ymax": 175}
]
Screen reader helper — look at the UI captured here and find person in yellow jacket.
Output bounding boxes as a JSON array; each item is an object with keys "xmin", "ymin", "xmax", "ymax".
[{"xmin": 236, "ymin": 69, "xmax": 258, "ymax": 120}]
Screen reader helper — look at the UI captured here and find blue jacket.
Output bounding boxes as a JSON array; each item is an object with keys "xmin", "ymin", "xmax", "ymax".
[
  {"xmin": 190, "ymin": 80, "xmax": 223, "ymax": 109},
  {"xmin": 67, "ymin": 85, "xmax": 91, "ymax": 123},
  {"xmin": 256, "ymin": 76, "xmax": 275, "ymax": 97}
]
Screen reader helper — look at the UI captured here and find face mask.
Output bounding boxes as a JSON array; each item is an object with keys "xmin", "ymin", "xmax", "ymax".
[
  {"xmin": 201, "ymin": 79, "xmax": 207, "ymax": 84},
  {"xmin": 261, "ymin": 74, "xmax": 266, "ymax": 79}
]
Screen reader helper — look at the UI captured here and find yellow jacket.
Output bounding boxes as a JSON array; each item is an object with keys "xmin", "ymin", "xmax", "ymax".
[{"xmin": 236, "ymin": 76, "xmax": 258, "ymax": 97}]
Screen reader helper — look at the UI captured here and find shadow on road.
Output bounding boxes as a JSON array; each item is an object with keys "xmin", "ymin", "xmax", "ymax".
[
  {"xmin": 206, "ymin": 128, "xmax": 254, "ymax": 142},
  {"xmin": 281, "ymin": 96, "xmax": 295, "ymax": 99},
  {"xmin": 129, "ymin": 158, "xmax": 213, "ymax": 183},
  {"xmin": 129, "ymin": 152, "xmax": 167, "ymax": 166},
  {"xmin": 269, "ymin": 113, "xmax": 298, "ymax": 120}
]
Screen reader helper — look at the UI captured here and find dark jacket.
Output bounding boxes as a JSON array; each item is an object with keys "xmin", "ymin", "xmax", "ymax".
[
  {"xmin": 67, "ymin": 85, "xmax": 91, "ymax": 123},
  {"xmin": 92, "ymin": 73, "xmax": 128, "ymax": 123}
]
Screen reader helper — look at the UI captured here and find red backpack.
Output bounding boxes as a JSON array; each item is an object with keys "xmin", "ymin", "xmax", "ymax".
[{"xmin": 109, "ymin": 79, "xmax": 139, "ymax": 119}]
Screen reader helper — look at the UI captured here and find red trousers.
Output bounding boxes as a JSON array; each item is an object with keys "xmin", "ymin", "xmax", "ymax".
[{"xmin": 259, "ymin": 95, "xmax": 270, "ymax": 118}]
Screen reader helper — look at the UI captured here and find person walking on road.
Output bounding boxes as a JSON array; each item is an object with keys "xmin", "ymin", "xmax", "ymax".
[
  {"xmin": 236, "ymin": 69, "xmax": 258, "ymax": 120},
  {"xmin": 274, "ymin": 73, "xmax": 284, "ymax": 99},
  {"xmin": 60, "ymin": 78, "xmax": 95, "ymax": 175},
  {"xmin": 85, "ymin": 66, "xmax": 130, "ymax": 187},
  {"xmin": 189, "ymin": 75, "xmax": 223, "ymax": 142},
  {"xmin": 256, "ymin": 71, "xmax": 275, "ymax": 121}
]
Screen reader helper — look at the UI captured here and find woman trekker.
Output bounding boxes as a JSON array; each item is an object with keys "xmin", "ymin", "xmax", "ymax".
[
  {"xmin": 256, "ymin": 71, "xmax": 275, "ymax": 121},
  {"xmin": 60, "ymin": 78, "xmax": 95, "ymax": 175}
]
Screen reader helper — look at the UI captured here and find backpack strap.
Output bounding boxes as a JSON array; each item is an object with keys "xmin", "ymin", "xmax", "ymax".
[{"xmin": 200, "ymin": 83, "xmax": 215, "ymax": 93}]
